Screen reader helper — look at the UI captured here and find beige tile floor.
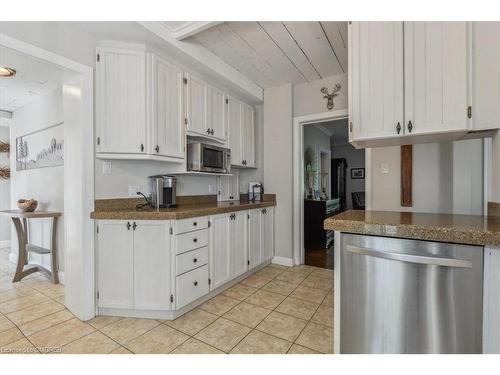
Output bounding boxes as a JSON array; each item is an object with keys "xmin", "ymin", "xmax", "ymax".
[{"xmin": 0, "ymin": 247, "xmax": 334, "ymax": 354}]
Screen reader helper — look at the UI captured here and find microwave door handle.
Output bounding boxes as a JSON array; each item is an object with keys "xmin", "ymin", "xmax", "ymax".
[{"xmin": 345, "ymin": 245, "xmax": 472, "ymax": 268}]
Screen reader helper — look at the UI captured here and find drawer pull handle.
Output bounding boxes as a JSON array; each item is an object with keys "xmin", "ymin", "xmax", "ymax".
[
  {"xmin": 193, "ymin": 238, "xmax": 198, "ymax": 243},
  {"xmin": 194, "ymin": 281, "xmax": 198, "ymax": 286},
  {"xmin": 193, "ymin": 258, "xmax": 198, "ymax": 263},
  {"xmin": 193, "ymin": 222, "xmax": 197, "ymax": 226}
]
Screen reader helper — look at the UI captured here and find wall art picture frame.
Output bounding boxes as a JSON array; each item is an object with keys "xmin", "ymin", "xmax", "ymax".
[
  {"xmin": 16, "ymin": 123, "xmax": 64, "ymax": 171},
  {"xmin": 351, "ymin": 168, "xmax": 365, "ymax": 179}
]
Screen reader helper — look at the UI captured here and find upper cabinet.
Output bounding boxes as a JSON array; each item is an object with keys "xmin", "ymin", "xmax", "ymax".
[
  {"xmin": 96, "ymin": 47, "xmax": 146, "ymax": 155},
  {"xmin": 149, "ymin": 54, "xmax": 184, "ymax": 160},
  {"xmin": 404, "ymin": 22, "xmax": 468, "ymax": 135},
  {"xmin": 96, "ymin": 44, "xmax": 257, "ymax": 164},
  {"xmin": 349, "ymin": 22, "xmax": 499, "ymax": 148},
  {"xmin": 185, "ymin": 74, "xmax": 227, "ymax": 143},
  {"xmin": 227, "ymin": 96, "xmax": 255, "ymax": 168},
  {"xmin": 349, "ymin": 22, "xmax": 404, "ymax": 141},
  {"xmin": 471, "ymin": 22, "xmax": 500, "ymax": 130}
]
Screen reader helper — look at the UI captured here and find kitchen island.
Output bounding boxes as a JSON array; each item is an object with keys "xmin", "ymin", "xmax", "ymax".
[{"xmin": 325, "ymin": 209, "xmax": 500, "ymax": 354}]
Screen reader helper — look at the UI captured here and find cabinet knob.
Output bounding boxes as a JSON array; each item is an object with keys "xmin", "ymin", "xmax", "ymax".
[
  {"xmin": 407, "ymin": 121, "xmax": 413, "ymax": 133},
  {"xmin": 132, "ymin": 222, "xmax": 137, "ymax": 230},
  {"xmin": 396, "ymin": 122, "xmax": 401, "ymax": 135},
  {"xmin": 193, "ymin": 258, "xmax": 198, "ymax": 263},
  {"xmin": 140, "ymin": 143, "xmax": 144, "ymax": 152},
  {"xmin": 126, "ymin": 222, "xmax": 131, "ymax": 230},
  {"xmin": 210, "ymin": 129, "xmax": 214, "ymax": 135},
  {"xmin": 194, "ymin": 281, "xmax": 198, "ymax": 286},
  {"xmin": 206, "ymin": 128, "xmax": 211, "ymax": 134},
  {"xmin": 193, "ymin": 238, "xmax": 198, "ymax": 243},
  {"xmin": 193, "ymin": 222, "xmax": 197, "ymax": 226},
  {"xmin": 155, "ymin": 145, "xmax": 159, "ymax": 153}
]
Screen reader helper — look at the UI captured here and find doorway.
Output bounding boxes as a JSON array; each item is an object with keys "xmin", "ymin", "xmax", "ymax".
[
  {"xmin": 293, "ymin": 110, "xmax": 366, "ymax": 269},
  {"xmin": 0, "ymin": 33, "xmax": 95, "ymax": 320}
]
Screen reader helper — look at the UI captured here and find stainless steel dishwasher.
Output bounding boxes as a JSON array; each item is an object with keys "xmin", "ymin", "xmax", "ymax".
[{"xmin": 340, "ymin": 234, "xmax": 483, "ymax": 354}]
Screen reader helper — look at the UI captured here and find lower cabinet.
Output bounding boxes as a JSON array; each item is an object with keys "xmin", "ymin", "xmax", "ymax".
[
  {"xmin": 96, "ymin": 207, "xmax": 274, "ymax": 315},
  {"xmin": 96, "ymin": 220, "xmax": 171, "ymax": 310}
]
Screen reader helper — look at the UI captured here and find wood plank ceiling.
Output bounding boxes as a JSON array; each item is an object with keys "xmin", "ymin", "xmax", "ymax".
[{"xmin": 188, "ymin": 22, "xmax": 348, "ymax": 88}]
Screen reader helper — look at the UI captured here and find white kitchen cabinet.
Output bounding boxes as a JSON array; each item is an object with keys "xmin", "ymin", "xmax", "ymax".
[
  {"xmin": 227, "ymin": 96, "xmax": 243, "ymax": 166},
  {"xmin": 208, "ymin": 85, "xmax": 227, "ymax": 141},
  {"xmin": 248, "ymin": 209, "xmax": 262, "ymax": 269},
  {"xmin": 185, "ymin": 73, "xmax": 208, "ymax": 137},
  {"xmin": 210, "ymin": 213, "xmax": 232, "ymax": 289},
  {"xmin": 97, "ymin": 220, "xmax": 171, "ymax": 311},
  {"xmin": 241, "ymin": 103, "xmax": 255, "ymax": 167},
  {"xmin": 349, "ymin": 22, "xmax": 404, "ymax": 141},
  {"xmin": 97, "ymin": 220, "xmax": 134, "ymax": 309},
  {"xmin": 404, "ymin": 22, "xmax": 468, "ymax": 135},
  {"xmin": 133, "ymin": 221, "xmax": 171, "ymax": 310},
  {"xmin": 96, "ymin": 47, "xmax": 146, "ymax": 155},
  {"xmin": 471, "ymin": 22, "xmax": 500, "ymax": 130},
  {"xmin": 149, "ymin": 54, "xmax": 185, "ymax": 160},
  {"xmin": 262, "ymin": 207, "xmax": 274, "ymax": 262},
  {"xmin": 217, "ymin": 169, "xmax": 239, "ymax": 202},
  {"xmin": 232, "ymin": 210, "xmax": 249, "ymax": 278}
]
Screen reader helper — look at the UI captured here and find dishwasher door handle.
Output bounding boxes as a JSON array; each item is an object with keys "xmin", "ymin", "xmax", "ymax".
[{"xmin": 346, "ymin": 245, "xmax": 472, "ymax": 268}]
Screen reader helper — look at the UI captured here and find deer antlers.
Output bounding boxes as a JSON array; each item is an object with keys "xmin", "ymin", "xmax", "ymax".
[{"xmin": 321, "ymin": 84, "xmax": 342, "ymax": 110}]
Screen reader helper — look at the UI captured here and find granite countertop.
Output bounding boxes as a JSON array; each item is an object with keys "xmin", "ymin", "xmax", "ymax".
[
  {"xmin": 324, "ymin": 209, "xmax": 500, "ymax": 246},
  {"xmin": 91, "ymin": 195, "xmax": 276, "ymax": 220}
]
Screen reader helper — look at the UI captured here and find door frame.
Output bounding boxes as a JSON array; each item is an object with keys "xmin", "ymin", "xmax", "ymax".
[
  {"xmin": 0, "ymin": 33, "xmax": 95, "ymax": 320},
  {"xmin": 293, "ymin": 109, "xmax": 348, "ymax": 265}
]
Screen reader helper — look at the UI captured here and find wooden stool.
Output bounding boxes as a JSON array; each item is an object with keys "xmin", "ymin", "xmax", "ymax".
[{"xmin": 0, "ymin": 210, "xmax": 61, "ymax": 283}]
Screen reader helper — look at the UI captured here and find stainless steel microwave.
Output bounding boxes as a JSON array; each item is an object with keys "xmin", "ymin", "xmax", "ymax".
[{"xmin": 187, "ymin": 143, "xmax": 231, "ymax": 174}]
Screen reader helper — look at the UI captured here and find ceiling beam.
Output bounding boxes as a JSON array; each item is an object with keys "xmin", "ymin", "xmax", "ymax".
[
  {"xmin": 173, "ymin": 22, "xmax": 223, "ymax": 40},
  {"xmin": 139, "ymin": 21, "xmax": 263, "ymax": 102}
]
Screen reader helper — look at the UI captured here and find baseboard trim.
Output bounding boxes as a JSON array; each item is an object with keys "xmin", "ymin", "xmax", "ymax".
[
  {"xmin": 272, "ymin": 256, "xmax": 294, "ymax": 267},
  {"xmin": 0, "ymin": 240, "xmax": 11, "ymax": 249}
]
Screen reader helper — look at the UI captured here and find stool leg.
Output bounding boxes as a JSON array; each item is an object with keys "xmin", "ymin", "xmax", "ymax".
[
  {"xmin": 50, "ymin": 216, "xmax": 59, "ymax": 284},
  {"xmin": 12, "ymin": 218, "xmax": 27, "ymax": 282}
]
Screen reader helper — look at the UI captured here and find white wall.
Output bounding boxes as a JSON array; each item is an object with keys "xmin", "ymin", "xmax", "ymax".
[
  {"xmin": 332, "ymin": 143, "xmax": 365, "ymax": 210},
  {"xmin": 264, "ymin": 83, "xmax": 293, "ymax": 259},
  {"xmin": 9, "ymin": 88, "xmax": 65, "ymax": 270},
  {"xmin": 0, "ymin": 125, "xmax": 11, "ymax": 247},
  {"xmin": 293, "ymin": 73, "xmax": 348, "ymax": 117},
  {"xmin": 369, "ymin": 140, "xmax": 483, "ymax": 214}
]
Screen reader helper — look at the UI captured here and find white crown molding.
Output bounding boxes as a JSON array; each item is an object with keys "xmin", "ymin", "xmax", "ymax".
[
  {"xmin": 170, "ymin": 21, "xmax": 223, "ymax": 41},
  {"xmin": 138, "ymin": 21, "xmax": 263, "ymax": 102}
]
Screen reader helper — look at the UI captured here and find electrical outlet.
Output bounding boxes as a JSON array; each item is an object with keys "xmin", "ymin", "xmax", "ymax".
[
  {"xmin": 128, "ymin": 185, "xmax": 140, "ymax": 196},
  {"xmin": 381, "ymin": 163, "xmax": 389, "ymax": 175},
  {"xmin": 102, "ymin": 161, "xmax": 112, "ymax": 175}
]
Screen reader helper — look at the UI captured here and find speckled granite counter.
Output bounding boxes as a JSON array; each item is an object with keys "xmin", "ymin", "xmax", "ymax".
[
  {"xmin": 91, "ymin": 194, "xmax": 276, "ymax": 220},
  {"xmin": 324, "ymin": 209, "xmax": 500, "ymax": 246}
]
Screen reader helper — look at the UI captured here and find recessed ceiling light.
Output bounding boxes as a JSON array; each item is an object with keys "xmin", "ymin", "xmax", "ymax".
[{"xmin": 0, "ymin": 66, "xmax": 16, "ymax": 77}]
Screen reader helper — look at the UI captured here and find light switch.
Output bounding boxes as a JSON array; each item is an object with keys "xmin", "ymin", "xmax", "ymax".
[
  {"xmin": 381, "ymin": 163, "xmax": 389, "ymax": 175},
  {"xmin": 102, "ymin": 161, "xmax": 112, "ymax": 175}
]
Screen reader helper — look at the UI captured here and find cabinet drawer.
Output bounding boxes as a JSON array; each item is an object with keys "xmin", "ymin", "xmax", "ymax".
[
  {"xmin": 176, "ymin": 216, "xmax": 209, "ymax": 234},
  {"xmin": 176, "ymin": 246, "xmax": 208, "ymax": 275},
  {"xmin": 176, "ymin": 228, "xmax": 209, "ymax": 255},
  {"xmin": 175, "ymin": 264, "xmax": 209, "ymax": 309}
]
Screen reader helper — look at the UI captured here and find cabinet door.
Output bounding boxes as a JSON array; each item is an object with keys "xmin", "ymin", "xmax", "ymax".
[
  {"xmin": 96, "ymin": 47, "xmax": 146, "ymax": 154},
  {"xmin": 227, "ymin": 96, "xmax": 243, "ymax": 166},
  {"xmin": 186, "ymin": 74, "xmax": 208, "ymax": 136},
  {"xmin": 404, "ymin": 22, "xmax": 468, "ymax": 134},
  {"xmin": 210, "ymin": 213, "xmax": 232, "ymax": 290},
  {"xmin": 350, "ymin": 22, "xmax": 404, "ymax": 140},
  {"xmin": 151, "ymin": 55, "xmax": 184, "ymax": 159},
  {"xmin": 97, "ymin": 220, "xmax": 134, "ymax": 309},
  {"xmin": 241, "ymin": 103, "xmax": 255, "ymax": 167},
  {"xmin": 217, "ymin": 169, "xmax": 239, "ymax": 201},
  {"xmin": 208, "ymin": 86, "xmax": 227, "ymax": 141},
  {"xmin": 133, "ymin": 221, "xmax": 171, "ymax": 310},
  {"xmin": 262, "ymin": 207, "xmax": 274, "ymax": 262},
  {"xmin": 248, "ymin": 209, "xmax": 262, "ymax": 269},
  {"xmin": 471, "ymin": 22, "xmax": 500, "ymax": 130},
  {"xmin": 232, "ymin": 210, "xmax": 249, "ymax": 278}
]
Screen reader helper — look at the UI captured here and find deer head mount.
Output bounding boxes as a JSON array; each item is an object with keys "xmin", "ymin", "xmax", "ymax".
[{"xmin": 321, "ymin": 84, "xmax": 342, "ymax": 110}]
